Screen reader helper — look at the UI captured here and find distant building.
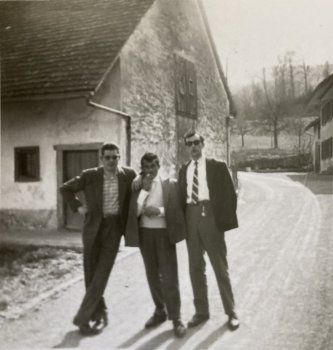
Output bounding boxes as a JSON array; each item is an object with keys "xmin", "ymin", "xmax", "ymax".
[
  {"xmin": 1, "ymin": 0, "xmax": 234, "ymax": 231},
  {"xmin": 305, "ymin": 74, "xmax": 333, "ymax": 174}
]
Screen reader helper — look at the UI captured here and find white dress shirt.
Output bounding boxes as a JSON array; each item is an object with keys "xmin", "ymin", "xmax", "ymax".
[
  {"xmin": 137, "ymin": 176, "xmax": 166, "ymax": 228},
  {"xmin": 186, "ymin": 156, "xmax": 210, "ymax": 203}
]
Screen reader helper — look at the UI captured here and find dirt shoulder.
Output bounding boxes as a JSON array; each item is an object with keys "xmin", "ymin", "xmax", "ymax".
[{"xmin": 0, "ymin": 245, "xmax": 82, "ymax": 323}]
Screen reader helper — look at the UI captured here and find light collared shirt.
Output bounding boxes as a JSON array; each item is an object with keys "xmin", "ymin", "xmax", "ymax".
[
  {"xmin": 103, "ymin": 167, "xmax": 119, "ymax": 215},
  {"xmin": 137, "ymin": 175, "xmax": 166, "ymax": 228},
  {"xmin": 186, "ymin": 156, "xmax": 210, "ymax": 203}
]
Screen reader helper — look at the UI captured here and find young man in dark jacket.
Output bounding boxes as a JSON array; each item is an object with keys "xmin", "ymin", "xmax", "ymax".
[
  {"xmin": 60, "ymin": 142, "xmax": 136, "ymax": 335},
  {"xmin": 178, "ymin": 130, "xmax": 239, "ymax": 331}
]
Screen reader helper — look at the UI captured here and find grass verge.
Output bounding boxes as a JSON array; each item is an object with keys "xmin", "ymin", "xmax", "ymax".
[{"xmin": 0, "ymin": 245, "xmax": 82, "ymax": 319}]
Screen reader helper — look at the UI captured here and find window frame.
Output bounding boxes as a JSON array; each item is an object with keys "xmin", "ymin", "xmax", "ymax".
[
  {"xmin": 14, "ymin": 146, "xmax": 40, "ymax": 182},
  {"xmin": 321, "ymin": 137, "xmax": 333, "ymax": 160}
]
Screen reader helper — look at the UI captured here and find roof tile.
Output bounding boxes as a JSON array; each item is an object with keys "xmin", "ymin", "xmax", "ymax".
[{"xmin": 0, "ymin": 0, "xmax": 155, "ymax": 100}]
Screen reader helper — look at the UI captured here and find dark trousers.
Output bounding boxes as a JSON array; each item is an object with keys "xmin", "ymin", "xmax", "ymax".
[
  {"xmin": 74, "ymin": 215, "xmax": 122, "ymax": 325},
  {"xmin": 139, "ymin": 228, "xmax": 181, "ymax": 320},
  {"xmin": 185, "ymin": 202, "xmax": 235, "ymax": 316}
]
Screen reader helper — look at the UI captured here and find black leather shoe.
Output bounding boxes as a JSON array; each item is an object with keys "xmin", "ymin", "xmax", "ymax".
[
  {"xmin": 92, "ymin": 310, "xmax": 108, "ymax": 331},
  {"xmin": 228, "ymin": 313, "xmax": 240, "ymax": 331},
  {"xmin": 173, "ymin": 320, "xmax": 186, "ymax": 338},
  {"xmin": 78, "ymin": 323, "xmax": 100, "ymax": 336},
  {"xmin": 145, "ymin": 313, "xmax": 167, "ymax": 328},
  {"xmin": 187, "ymin": 314, "xmax": 209, "ymax": 328},
  {"xmin": 73, "ymin": 317, "xmax": 100, "ymax": 336}
]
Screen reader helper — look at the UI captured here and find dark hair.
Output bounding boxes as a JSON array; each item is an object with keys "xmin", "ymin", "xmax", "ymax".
[
  {"xmin": 140, "ymin": 152, "xmax": 160, "ymax": 168},
  {"xmin": 101, "ymin": 142, "xmax": 120, "ymax": 155},
  {"xmin": 183, "ymin": 129, "xmax": 205, "ymax": 144}
]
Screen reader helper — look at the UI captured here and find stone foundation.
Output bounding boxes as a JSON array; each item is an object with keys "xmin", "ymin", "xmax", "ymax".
[{"xmin": 0, "ymin": 209, "xmax": 57, "ymax": 231}]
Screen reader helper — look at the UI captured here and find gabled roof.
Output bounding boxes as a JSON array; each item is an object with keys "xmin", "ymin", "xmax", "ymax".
[
  {"xmin": 304, "ymin": 117, "xmax": 320, "ymax": 132},
  {"xmin": 306, "ymin": 74, "xmax": 333, "ymax": 112},
  {"xmin": 0, "ymin": 0, "xmax": 155, "ymax": 101}
]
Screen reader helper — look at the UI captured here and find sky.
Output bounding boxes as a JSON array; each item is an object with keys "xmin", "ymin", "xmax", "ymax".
[{"xmin": 203, "ymin": 0, "xmax": 333, "ymax": 90}]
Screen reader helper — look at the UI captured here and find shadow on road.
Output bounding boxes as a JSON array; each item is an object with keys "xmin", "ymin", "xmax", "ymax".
[
  {"xmin": 135, "ymin": 329, "xmax": 174, "ymax": 350},
  {"xmin": 192, "ymin": 323, "xmax": 229, "ymax": 350},
  {"xmin": 164, "ymin": 323, "xmax": 207, "ymax": 350},
  {"xmin": 53, "ymin": 330, "xmax": 84, "ymax": 348},
  {"xmin": 119, "ymin": 323, "xmax": 227, "ymax": 350},
  {"xmin": 118, "ymin": 328, "xmax": 148, "ymax": 348},
  {"xmin": 287, "ymin": 173, "xmax": 333, "ymax": 195}
]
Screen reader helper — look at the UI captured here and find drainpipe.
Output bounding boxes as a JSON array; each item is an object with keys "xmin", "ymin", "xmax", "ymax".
[
  {"xmin": 87, "ymin": 93, "xmax": 131, "ymax": 165},
  {"xmin": 226, "ymin": 116, "xmax": 231, "ymax": 166},
  {"xmin": 225, "ymin": 115, "xmax": 235, "ymax": 166}
]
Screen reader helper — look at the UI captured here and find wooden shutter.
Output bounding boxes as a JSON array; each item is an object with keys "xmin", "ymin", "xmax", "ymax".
[
  {"xmin": 175, "ymin": 55, "xmax": 187, "ymax": 115},
  {"xmin": 187, "ymin": 60, "xmax": 197, "ymax": 118},
  {"xmin": 175, "ymin": 55, "xmax": 197, "ymax": 118}
]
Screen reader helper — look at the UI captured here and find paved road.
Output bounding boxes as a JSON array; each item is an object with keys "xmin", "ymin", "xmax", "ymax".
[{"xmin": 1, "ymin": 172, "xmax": 333, "ymax": 349}]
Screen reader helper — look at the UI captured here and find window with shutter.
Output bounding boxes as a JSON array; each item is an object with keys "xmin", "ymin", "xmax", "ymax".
[{"xmin": 175, "ymin": 55, "xmax": 197, "ymax": 118}]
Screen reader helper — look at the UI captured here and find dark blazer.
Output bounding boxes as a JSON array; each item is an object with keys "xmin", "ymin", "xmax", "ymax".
[
  {"xmin": 178, "ymin": 158, "xmax": 238, "ymax": 232},
  {"xmin": 125, "ymin": 178, "xmax": 186, "ymax": 247},
  {"xmin": 60, "ymin": 166, "xmax": 136, "ymax": 242}
]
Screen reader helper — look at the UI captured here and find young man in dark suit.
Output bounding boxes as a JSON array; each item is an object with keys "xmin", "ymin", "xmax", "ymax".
[
  {"xmin": 178, "ymin": 130, "xmax": 240, "ymax": 331},
  {"xmin": 125, "ymin": 152, "xmax": 186, "ymax": 338},
  {"xmin": 60, "ymin": 142, "xmax": 136, "ymax": 335}
]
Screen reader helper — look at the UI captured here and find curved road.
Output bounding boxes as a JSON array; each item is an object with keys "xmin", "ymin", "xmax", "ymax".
[{"xmin": 1, "ymin": 172, "xmax": 333, "ymax": 349}]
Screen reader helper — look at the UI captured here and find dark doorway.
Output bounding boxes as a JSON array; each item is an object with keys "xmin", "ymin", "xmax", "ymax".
[{"xmin": 63, "ymin": 150, "xmax": 99, "ymax": 230}]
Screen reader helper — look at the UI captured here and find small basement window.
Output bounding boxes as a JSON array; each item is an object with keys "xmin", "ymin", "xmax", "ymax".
[{"xmin": 14, "ymin": 146, "xmax": 40, "ymax": 182}]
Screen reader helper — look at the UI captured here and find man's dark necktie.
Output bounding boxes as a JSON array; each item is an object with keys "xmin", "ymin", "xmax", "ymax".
[{"xmin": 191, "ymin": 161, "xmax": 199, "ymax": 204}]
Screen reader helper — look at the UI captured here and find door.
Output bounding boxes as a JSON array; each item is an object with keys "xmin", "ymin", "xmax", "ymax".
[{"xmin": 63, "ymin": 150, "xmax": 99, "ymax": 230}]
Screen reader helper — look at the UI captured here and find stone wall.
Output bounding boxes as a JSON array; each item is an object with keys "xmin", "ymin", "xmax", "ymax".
[{"xmin": 121, "ymin": 0, "xmax": 229, "ymax": 176}]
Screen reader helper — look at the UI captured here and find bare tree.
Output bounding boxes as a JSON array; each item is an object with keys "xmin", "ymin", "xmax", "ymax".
[
  {"xmin": 323, "ymin": 61, "xmax": 330, "ymax": 78},
  {"xmin": 289, "ymin": 57, "xmax": 295, "ymax": 99},
  {"xmin": 262, "ymin": 66, "xmax": 289, "ymax": 148},
  {"xmin": 232, "ymin": 52, "xmax": 328, "ymax": 153},
  {"xmin": 301, "ymin": 60, "xmax": 310, "ymax": 94},
  {"xmin": 232, "ymin": 86, "xmax": 256, "ymax": 147}
]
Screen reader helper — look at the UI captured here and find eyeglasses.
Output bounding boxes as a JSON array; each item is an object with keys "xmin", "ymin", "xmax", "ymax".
[
  {"xmin": 185, "ymin": 140, "xmax": 201, "ymax": 147},
  {"xmin": 103, "ymin": 155, "xmax": 120, "ymax": 160}
]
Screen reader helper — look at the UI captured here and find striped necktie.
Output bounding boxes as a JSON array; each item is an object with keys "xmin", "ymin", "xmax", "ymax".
[{"xmin": 192, "ymin": 161, "xmax": 199, "ymax": 204}]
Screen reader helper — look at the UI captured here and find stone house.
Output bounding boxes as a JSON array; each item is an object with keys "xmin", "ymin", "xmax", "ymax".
[
  {"xmin": 1, "ymin": 0, "xmax": 234, "ymax": 231},
  {"xmin": 305, "ymin": 74, "xmax": 333, "ymax": 174}
]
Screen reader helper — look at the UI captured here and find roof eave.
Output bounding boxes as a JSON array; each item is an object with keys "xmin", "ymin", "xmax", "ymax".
[
  {"xmin": 306, "ymin": 74, "xmax": 333, "ymax": 110},
  {"xmin": 304, "ymin": 118, "xmax": 320, "ymax": 132},
  {"xmin": 2, "ymin": 89, "xmax": 92, "ymax": 103},
  {"xmin": 196, "ymin": 0, "xmax": 237, "ymax": 117}
]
